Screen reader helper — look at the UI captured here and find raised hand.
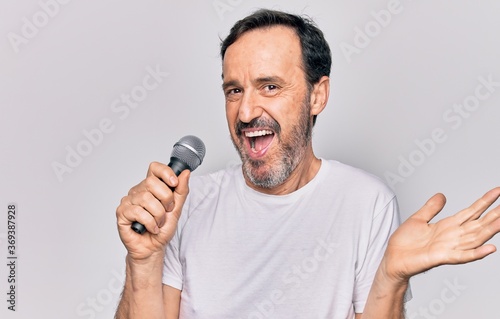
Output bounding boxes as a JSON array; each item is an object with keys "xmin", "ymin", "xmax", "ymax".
[
  {"xmin": 116, "ymin": 162, "xmax": 190, "ymax": 261},
  {"xmin": 384, "ymin": 187, "xmax": 500, "ymax": 282}
]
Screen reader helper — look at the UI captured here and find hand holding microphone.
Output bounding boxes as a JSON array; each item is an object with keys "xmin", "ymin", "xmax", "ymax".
[
  {"xmin": 116, "ymin": 136, "xmax": 205, "ymax": 259},
  {"xmin": 131, "ymin": 135, "xmax": 206, "ymax": 234}
]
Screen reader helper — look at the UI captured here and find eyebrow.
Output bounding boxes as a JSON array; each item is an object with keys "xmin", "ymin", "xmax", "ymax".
[
  {"xmin": 255, "ymin": 76, "xmax": 285, "ymax": 85},
  {"xmin": 221, "ymin": 76, "xmax": 285, "ymax": 91},
  {"xmin": 222, "ymin": 79, "xmax": 240, "ymax": 91}
]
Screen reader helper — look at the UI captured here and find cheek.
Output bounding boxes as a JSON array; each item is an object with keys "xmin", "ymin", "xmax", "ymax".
[
  {"xmin": 225, "ymin": 104, "xmax": 238, "ymax": 132},
  {"xmin": 264, "ymin": 102, "xmax": 294, "ymax": 129}
]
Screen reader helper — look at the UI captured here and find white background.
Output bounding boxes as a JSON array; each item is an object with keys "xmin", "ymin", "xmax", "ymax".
[{"xmin": 1, "ymin": 1, "xmax": 499, "ymax": 318}]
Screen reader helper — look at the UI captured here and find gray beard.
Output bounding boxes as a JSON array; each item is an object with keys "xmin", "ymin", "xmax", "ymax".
[{"xmin": 234, "ymin": 98, "xmax": 313, "ymax": 189}]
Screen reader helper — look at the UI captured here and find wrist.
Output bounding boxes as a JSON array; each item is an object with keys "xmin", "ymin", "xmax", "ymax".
[
  {"xmin": 362, "ymin": 258, "xmax": 410, "ymax": 319},
  {"xmin": 126, "ymin": 251, "xmax": 165, "ymax": 291},
  {"xmin": 377, "ymin": 256, "xmax": 410, "ymax": 290},
  {"xmin": 127, "ymin": 249, "xmax": 165, "ymax": 265}
]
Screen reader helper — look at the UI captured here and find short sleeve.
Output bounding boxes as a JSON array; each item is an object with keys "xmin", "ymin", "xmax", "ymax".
[
  {"xmin": 162, "ymin": 220, "xmax": 184, "ymax": 290},
  {"xmin": 352, "ymin": 196, "xmax": 406, "ymax": 312}
]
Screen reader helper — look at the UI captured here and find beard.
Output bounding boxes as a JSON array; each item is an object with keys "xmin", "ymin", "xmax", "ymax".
[{"xmin": 231, "ymin": 95, "xmax": 313, "ymax": 189}]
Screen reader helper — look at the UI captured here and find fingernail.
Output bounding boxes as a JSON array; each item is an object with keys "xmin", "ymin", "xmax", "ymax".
[
  {"xmin": 170, "ymin": 176, "xmax": 177, "ymax": 185},
  {"xmin": 167, "ymin": 202, "xmax": 174, "ymax": 212},
  {"xmin": 159, "ymin": 215, "xmax": 166, "ymax": 228}
]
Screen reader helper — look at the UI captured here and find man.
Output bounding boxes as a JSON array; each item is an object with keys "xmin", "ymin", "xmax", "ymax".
[{"xmin": 115, "ymin": 9, "xmax": 500, "ymax": 318}]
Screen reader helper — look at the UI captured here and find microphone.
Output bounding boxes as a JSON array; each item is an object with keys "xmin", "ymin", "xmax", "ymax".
[{"xmin": 131, "ymin": 135, "xmax": 206, "ymax": 234}]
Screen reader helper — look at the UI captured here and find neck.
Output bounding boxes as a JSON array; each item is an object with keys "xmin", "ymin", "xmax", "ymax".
[{"xmin": 245, "ymin": 148, "xmax": 321, "ymax": 196}]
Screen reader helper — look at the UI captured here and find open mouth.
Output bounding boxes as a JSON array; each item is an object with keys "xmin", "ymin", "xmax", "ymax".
[{"xmin": 244, "ymin": 129, "xmax": 275, "ymax": 156}]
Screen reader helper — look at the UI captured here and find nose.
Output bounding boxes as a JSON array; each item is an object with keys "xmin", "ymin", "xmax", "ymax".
[{"xmin": 238, "ymin": 90, "xmax": 264, "ymax": 123}]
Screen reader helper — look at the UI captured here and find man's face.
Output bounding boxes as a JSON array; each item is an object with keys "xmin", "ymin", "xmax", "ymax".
[{"xmin": 222, "ymin": 26, "xmax": 313, "ymax": 189}]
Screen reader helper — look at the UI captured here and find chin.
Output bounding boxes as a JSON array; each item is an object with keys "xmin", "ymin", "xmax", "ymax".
[{"xmin": 243, "ymin": 158, "xmax": 291, "ymax": 189}]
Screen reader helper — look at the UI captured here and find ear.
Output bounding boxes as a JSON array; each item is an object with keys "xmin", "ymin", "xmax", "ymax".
[{"xmin": 309, "ymin": 76, "xmax": 330, "ymax": 117}]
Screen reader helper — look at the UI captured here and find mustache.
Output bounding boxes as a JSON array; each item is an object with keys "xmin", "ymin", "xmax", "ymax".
[{"xmin": 235, "ymin": 117, "xmax": 281, "ymax": 136}]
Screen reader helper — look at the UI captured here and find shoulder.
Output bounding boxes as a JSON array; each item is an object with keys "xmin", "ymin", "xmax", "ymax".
[
  {"xmin": 188, "ymin": 163, "xmax": 241, "ymax": 194},
  {"xmin": 319, "ymin": 160, "xmax": 398, "ymax": 220},
  {"xmin": 180, "ymin": 164, "xmax": 241, "ymax": 214},
  {"xmin": 322, "ymin": 160, "xmax": 394, "ymax": 197}
]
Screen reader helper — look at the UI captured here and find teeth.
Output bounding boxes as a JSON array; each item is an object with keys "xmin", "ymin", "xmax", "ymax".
[{"xmin": 245, "ymin": 130, "xmax": 273, "ymax": 137}]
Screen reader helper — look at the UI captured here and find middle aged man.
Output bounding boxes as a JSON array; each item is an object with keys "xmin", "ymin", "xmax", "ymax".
[{"xmin": 115, "ymin": 9, "xmax": 500, "ymax": 319}]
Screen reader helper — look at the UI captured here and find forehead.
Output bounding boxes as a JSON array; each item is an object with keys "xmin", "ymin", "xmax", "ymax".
[{"xmin": 222, "ymin": 25, "xmax": 303, "ymax": 79}]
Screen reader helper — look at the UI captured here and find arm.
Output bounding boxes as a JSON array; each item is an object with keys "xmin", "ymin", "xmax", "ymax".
[
  {"xmin": 116, "ymin": 258, "xmax": 181, "ymax": 319},
  {"xmin": 163, "ymin": 285, "xmax": 181, "ymax": 319},
  {"xmin": 359, "ymin": 187, "xmax": 500, "ymax": 319},
  {"xmin": 356, "ymin": 259, "xmax": 408, "ymax": 318},
  {"xmin": 115, "ymin": 162, "xmax": 190, "ymax": 319},
  {"xmin": 115, "ymin": 252, "xmax": 168, "ymax": 319}
]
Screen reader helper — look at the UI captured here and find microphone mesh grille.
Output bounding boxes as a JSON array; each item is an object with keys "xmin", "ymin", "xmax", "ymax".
[{"xmin": 171, "ymin": 135, "xmax": 206, "ymax": 171}]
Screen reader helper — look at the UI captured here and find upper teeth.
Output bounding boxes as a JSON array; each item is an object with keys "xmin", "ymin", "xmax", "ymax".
[{"xmin": 245, "ymin": 130, "xmax": 273, "ymax": 137}]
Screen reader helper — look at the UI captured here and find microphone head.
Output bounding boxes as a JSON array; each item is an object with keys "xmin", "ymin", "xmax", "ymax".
[{"xmin": 171, "ymin": 135, "xmax": 206, "ymax": 171}]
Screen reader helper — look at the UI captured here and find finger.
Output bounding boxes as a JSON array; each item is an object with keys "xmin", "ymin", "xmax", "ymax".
[
  {"xmin": 447, "ymin": 244, "xmax": 497, "ymax": 265},
  {"xmin": 131, "ymin": 174, "xmax": 175, "ymax": 213},
  {"xmin": 118, "ymin": 203, "xmax": 160, "ymax": 234},
  {"xmin": 129, "ymin": 191, "xmax": 167, "ymax": 228},
  {"xmin": 455, "ymin": 187, "xmax": 500, "ymax": 225},
  {"xmin": 478, "ymin": 204, "xmax": 500, "ymax": 227},
  {"xmin": 459, "ymin": 209, "xmax": 500, "ymax": 250},
  {"xmin": 147, "ymin": 161, "xmax": 179, "ymax": 189},
  {"xmin": 411, "ymin": 193, "xmax": 447, "ymax": 223},
  {"xmin": 171, "ymin": 170, "xmax": 191, "ymax": 220}
]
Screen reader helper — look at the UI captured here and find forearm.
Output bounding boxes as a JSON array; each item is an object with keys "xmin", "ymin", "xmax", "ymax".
[
  {"xmin": 361, "ymin": 259, "xmax": 408, "ymax": 319},
  {"xmin": 115, "ymin": 252, "xmax": 166, "ymax": 319}
]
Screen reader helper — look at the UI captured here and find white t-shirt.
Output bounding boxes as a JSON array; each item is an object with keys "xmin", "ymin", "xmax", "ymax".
[{"xmin": 163, "ymin": 160, "xmax": 402, "ymax": 318}]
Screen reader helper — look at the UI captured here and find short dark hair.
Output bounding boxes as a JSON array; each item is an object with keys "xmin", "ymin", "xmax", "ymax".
[{"xmin": 220, "ymin": 9, "xmax": 332, "ymax": 125}]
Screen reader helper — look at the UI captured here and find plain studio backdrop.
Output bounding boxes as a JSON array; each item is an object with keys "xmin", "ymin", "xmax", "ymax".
[{"xmin": 1, "ymin": 1, "xmax": 499, "ymax": 318}]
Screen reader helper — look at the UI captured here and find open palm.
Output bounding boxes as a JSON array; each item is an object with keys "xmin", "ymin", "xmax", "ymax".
[{"xmin": 385, "ymin": 187, "xmax": 500, "ymax": 281}]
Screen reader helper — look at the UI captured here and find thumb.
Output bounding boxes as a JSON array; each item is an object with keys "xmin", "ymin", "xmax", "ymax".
[
  {"xmin": 412, "ymin": 193, "xmax": 447, "ymax": 223},
  {"xmin": 172, "ymin": 170, "xmax": 191, "ymax": 216}
]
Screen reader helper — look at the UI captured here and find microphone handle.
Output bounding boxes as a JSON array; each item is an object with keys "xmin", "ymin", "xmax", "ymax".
[{"xmin": 131, "ymin": 158, "xmax": 190, "ymax": 234}]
